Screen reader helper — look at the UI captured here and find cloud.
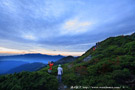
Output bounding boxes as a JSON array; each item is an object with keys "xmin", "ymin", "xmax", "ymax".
[
  {"xmin": 23, "ymin": 34, "xmax": 37, "ymax": 41},
  {"xmin": 60, "ymin": 19, "xmax": 92, "ymax": 35},
  {"xmin": 0, "ymin": 0, "xmax": 135, "ymax": 56},
  {"xmin": 0, "ymin": 47, "xmax": 20, "ymax": 52},
  {"xmin": 0, "ymin": 46, "xmax": 27, "ymax": 54}
]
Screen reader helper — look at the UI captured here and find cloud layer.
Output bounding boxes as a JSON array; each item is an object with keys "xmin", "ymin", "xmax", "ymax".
[{"xmin": 0, "ymin": 0, "xmax": 135, "ymax": 56}]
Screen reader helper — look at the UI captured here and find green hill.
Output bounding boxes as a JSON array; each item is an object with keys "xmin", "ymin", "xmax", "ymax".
[
  {"xmin": 62, "ymin": 33, "xmax": 135, "ymax": 89},
  {"xmin": 0, "ymin": 33, "xmax": 135, "ymax": 90}
]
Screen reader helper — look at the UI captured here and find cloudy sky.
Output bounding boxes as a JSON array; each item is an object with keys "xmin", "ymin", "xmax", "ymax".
[{"xmin": 0, "ymin": 0, "xmax": 135, "ymax": 56}]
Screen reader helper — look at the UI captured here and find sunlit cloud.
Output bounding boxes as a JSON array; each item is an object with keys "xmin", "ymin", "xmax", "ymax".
[
  {"xmin": 0, "ymin": 47, "xmax": 27, "ymax": 54},
  {"xmin": 23, "ymin": 34, "xmax": 37, "ymax": 41},
  {"xmin": 0, "ymin": 46, "xmax": 83, "ymax": 56},
  {"xmin": 61, "ymin": 19, "xmax": 92, "ymax": 35},
  {"xmin": 0, "ymin": 47, "xmax": 21, "ymax": 52}
]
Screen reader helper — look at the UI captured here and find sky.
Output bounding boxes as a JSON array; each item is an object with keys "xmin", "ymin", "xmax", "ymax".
[{"xmin": 0, "ymin": 0, "xmax": 135, "ymax": 56}]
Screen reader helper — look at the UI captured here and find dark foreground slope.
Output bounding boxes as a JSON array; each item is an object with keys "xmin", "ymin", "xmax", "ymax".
[
  {"xmin": 0, "ymin": 71, "xmax": 58, "ymax": 90},
  {"xmin": 0, "ymin": 33, "xmax": 135, "ymax": 90}
]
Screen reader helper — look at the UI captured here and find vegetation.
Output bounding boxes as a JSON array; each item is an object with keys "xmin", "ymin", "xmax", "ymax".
[
  {"xmin": 0, "ymin": 71, "xmax": 58, "ymax": 90},
  {"xmin": 62, "ymin": 33, "xmax": 135, "ymax": 90},
  {"xmin": 0, "ymin": 33, "xmax": 135, "ymax": 90}
]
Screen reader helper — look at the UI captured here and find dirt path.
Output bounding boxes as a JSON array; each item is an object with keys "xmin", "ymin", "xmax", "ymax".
[
  {"xmin": 58, "ymin": 83, "xmax": 65, "ymax": 90},
  {"xmin": 58, "ymin": 82, "xmax": 70, "ymax": 90},
  {"xmin": 58, "ymin": 82, "xmax": 71, "ymax": 90},
  {"xmin": 58, "ymin": 64, "xmax": 73, "ymax": 90}
]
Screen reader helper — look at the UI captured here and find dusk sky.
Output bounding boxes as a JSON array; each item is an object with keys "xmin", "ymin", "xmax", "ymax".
[{"xmin": 0, "ymin": 0, "xmax": 135, "ymax": 56}]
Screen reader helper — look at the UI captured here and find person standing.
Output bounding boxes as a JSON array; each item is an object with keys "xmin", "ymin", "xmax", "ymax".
[
  {"xmin": 48, "ymin": 61, "xmax": 54, "ymax": 73},
  {"xmin": 57, "ymin": 64, "xmax": 63, "ymax": 83}
]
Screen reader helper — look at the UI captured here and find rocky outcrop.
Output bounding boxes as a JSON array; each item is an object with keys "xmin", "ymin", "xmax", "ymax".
[
  {"xmin": 83, "ymin": 55, "xmax": 92, "ymax": 62},
  {"xmin": 55, "ymin": 56, "xmax": 77, "ymax": 65}
]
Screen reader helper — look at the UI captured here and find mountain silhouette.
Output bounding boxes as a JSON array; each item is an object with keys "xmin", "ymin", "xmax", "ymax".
[{"xmin": 0, "ymin": 53, "xmax": 65, "ymax": 61}]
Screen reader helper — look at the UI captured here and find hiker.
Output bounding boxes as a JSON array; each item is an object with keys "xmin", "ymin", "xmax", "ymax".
[
  {"xmin": 93, "ymin": 47, "xmax": 96, "ymax": 51},
  {"xmin": 96, "ymin": 42, "xmax": 99, "ymax": 47},
  {"xmin": 57, "ymin": 64, "xmax": 63, "ymax": 83},
  {"xmin": 93, "ymin": 42, "xmax": 99, "ymax": 51},
  {"xmin": 94, "ymin": 44, "xmax": 97, "ymax": 49},
  {"xmin": 48, "ymin": 61, "xmax": 54, "ymax": 73}
]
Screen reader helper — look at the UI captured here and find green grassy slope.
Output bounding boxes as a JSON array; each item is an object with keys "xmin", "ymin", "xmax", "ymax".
[
  {"xmin": 62, "ymin": 33, "xmax": 135, "ymax": 89},
  {"xmin": 0, "ymin": 71, "xmax": 58, "ymax": 90}
]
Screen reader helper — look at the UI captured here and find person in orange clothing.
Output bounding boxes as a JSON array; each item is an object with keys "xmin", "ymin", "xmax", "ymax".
[
  {"xmin": 93, "ymin": 47, "xmax": 96, "ymax": 51},
  {"xmin": 48, "ymin": 61, "xmax": 54, "ymax": 73}
]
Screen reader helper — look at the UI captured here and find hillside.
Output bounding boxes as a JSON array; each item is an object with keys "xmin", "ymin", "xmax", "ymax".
[
  {"xmin": 62, "ymin": 33, "xmax": 135, "ymax": 89},
  {"xmin": 0, "ymin": 33, "xmax": 135, "ymax": 90}
]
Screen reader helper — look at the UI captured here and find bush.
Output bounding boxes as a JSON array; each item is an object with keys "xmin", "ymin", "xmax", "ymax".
[{"xmin": 0, "ymin": 71, "xmax": 58, "ymax": 90}]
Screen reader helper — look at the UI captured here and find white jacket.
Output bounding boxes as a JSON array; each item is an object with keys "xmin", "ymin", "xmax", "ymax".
[{"xmin": 57, "ymin": 67, "xmax": 63, "ymax": 75}]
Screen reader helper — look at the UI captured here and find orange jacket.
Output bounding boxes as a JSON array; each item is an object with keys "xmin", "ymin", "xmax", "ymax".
[
  {"xmin": 93, "ymin": 47, "xmax": 95, "ymax": 51},
  {"xmin": 49, "ymin": 63, "xmax": 54, "ymax": 70}
]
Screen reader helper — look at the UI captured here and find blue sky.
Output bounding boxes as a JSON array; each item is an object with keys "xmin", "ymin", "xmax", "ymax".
[{"xmin": 0, "ymin": 0, "xmax": 135, "ymax": 56}]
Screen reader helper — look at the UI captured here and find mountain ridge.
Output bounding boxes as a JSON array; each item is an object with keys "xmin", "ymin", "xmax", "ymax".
[{"xmin": 0, "ymin": 53, "xmax": 65, "ymax": 61}]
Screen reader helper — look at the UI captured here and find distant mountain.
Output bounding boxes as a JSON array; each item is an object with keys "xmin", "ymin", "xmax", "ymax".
[
  {"xmin": 0, "ymin": 53, "xmax": 65, "ymax": 61},
  {"xmin": 0, "ymin": 53, "xmax": 65, "ymax": 74},
  {"xmin": 54, "ymin": 56, "xmax": 77, "ymax": 65},
  {"xmin": 6, "ymin": 62, "xmax": 46, "ymax": 74},
  {"xmin": 0, "ymin": 61, "xmax": 28, "ymax": 74}
]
